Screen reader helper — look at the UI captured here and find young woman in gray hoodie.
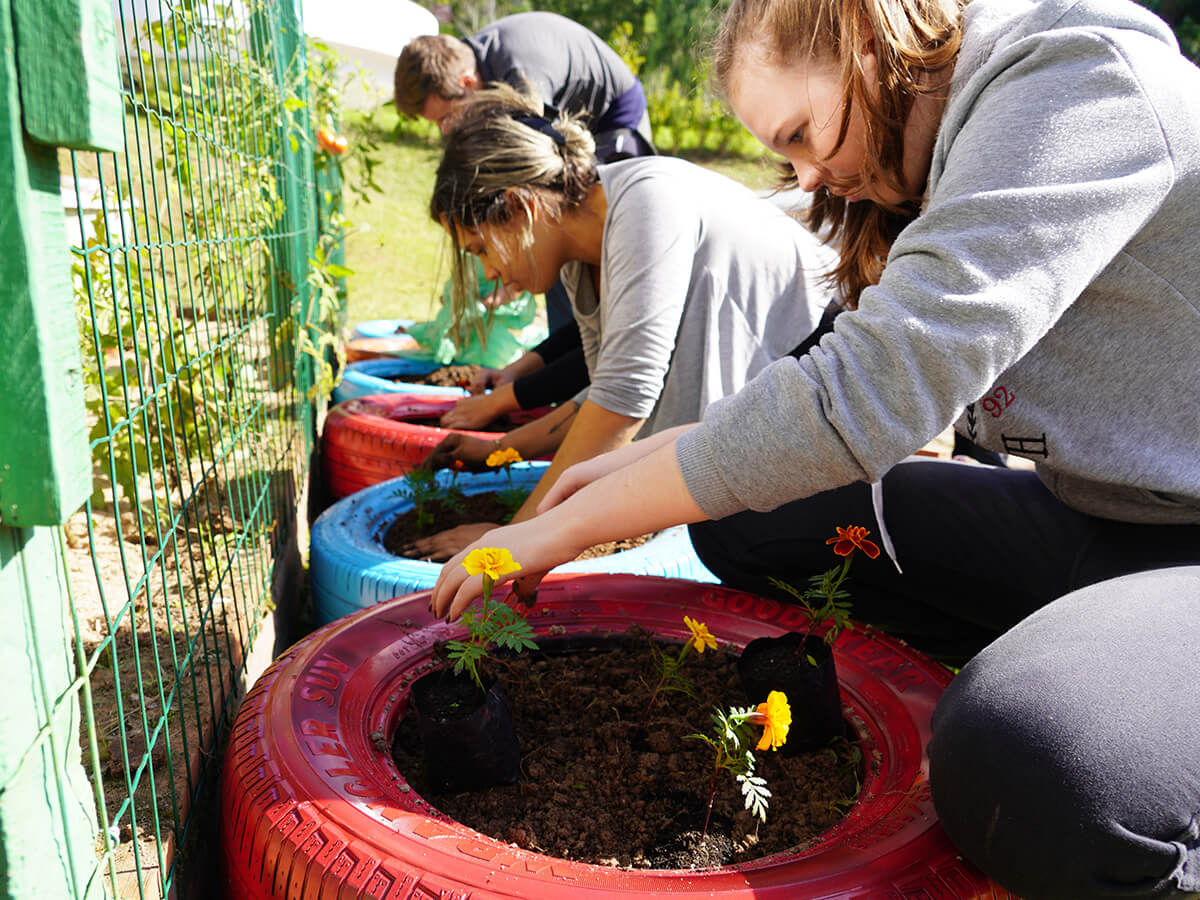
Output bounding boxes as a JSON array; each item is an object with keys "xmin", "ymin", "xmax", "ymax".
[{"xmin": 430, "ymin": 1, "xmax": 1200, "ymax": 896}]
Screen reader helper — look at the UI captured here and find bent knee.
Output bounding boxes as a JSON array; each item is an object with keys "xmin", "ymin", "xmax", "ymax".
[{"xmin": 929, "ymin": 657, "xmax": 1200, "ymax": 899}]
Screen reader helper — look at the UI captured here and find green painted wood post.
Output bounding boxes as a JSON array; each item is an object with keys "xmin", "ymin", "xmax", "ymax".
[
  {"xmin": 0, "ymin": 0, "xmax": 123, "ymax": 896},
  {"xmin": 0, "ymin": 529, "xmax": 103, "ymax": 900}
]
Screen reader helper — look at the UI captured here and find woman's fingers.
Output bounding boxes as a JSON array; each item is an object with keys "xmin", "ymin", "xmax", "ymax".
[
  {"xmin": 441, "ymin": 394, "xmax": 496, "ymax": 429},
  {"xmin": 430, "ymin": 562, "xmax": 478, "ymax": 619},
  {"xmin": 429, "ymin": 520, "xmax": 581, "ymax": 620},
  {"xmin": 467, "ymin": 367, "xmax": 500, "ymax": 394},
  {"xmin": 402, "ymin": 523, "xmax": 497, "ymax": 561},
  {"xmin": 423, "ymin": 434, "xmax": 463, "ymax": 469},
  {"xmin": 510, "ymin": 570, "xmax": 546, "ymax": 608}
]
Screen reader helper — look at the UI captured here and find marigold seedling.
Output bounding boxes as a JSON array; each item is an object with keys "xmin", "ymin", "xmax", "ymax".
[
  {"xmin": 687, "ymin": 690, "xmax": 792, "ymax": 835},
  {"xmin": 645, "ymin": 616, "xmax": 717, "ymax": 715},
  {"xmin": 393, "ymin": 466, "xmax": 466, "ymax": 534},
  {"xmin": 445, "ymin": 547, "xmax": 538, "ymax": 691},
  {"xmin": 768, "ymin": 525, "xmax": 880, "ymax": 658}
]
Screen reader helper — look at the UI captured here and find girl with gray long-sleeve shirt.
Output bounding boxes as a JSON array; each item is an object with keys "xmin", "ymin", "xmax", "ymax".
[
  {"xmin": 401, "ymin": 85, "xmax": 837, "ymax": 562},
  {"xmin": 432, "ymin": 1, "xmax": 1200, "ymax": 896}
]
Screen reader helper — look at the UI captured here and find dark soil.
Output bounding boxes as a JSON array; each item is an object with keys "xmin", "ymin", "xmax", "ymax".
[
  {"xmin": 392, "ymin": 628, "xmax": 862, "ymax": 869},
  {"xmin": 392, "ymin": 364, "xmax": 481, "ymax": 389},
  {"xmin": 381, "ymin": 491, "xmax": 654, "ymax": 560},
  {"xmin": 382, "ymin": 492, "xmax": 523, "ymax": 551}
]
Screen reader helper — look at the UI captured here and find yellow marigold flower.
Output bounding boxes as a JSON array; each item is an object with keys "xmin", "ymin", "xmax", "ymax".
[
  {"xmin": 486, "ymin": 446, "xmax": 523, "ymax": 468},
  {"xmin": 752, "ymin": 690, "xmax": 792, "ymax": 751},
  {"xmin": 462, "ymin": 547, "xmax": 522, "ymax": 580},
  {"xmin": 683, "ymin": 616, "xmax": 717, "ymax": 654},
  {"xmin": 826, "ymin": 525, "xmax": 881, "ymax": 559}
]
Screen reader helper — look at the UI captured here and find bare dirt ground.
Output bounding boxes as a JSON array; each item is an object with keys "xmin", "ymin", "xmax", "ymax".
[{"xmin": 63, "ymin": 449, "xmax": 289, "ymax": 898}]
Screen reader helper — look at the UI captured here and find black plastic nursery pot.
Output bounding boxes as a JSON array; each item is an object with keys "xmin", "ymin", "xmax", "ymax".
[
  {"xmin": 409, "ymin": 668, "xmax": 520, "ymax": 793},
  {"xmin": 221, "ymin": 574, "xmax": 1015, "ymax": 899},
  {"xmin": 738, "ymin": 631, "xmax": 845, "ymax": 753}
]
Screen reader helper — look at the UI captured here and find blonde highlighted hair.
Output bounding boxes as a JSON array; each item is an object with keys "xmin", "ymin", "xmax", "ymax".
[
  {"xmin": 714, "ymin": 0, "xmax": 965, "ymax": 306},
  {"xmin": 430, "ymin": 84, "xmax": 599, "ymax": 347}
]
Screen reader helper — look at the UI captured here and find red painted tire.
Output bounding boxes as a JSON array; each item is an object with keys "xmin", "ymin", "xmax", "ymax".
[
  {"xmin": 221, "ymin": 575, "xmax": 1013, "ymax": 899},
  {"xmin": 320, "ymin": 392, "xmax": 548, "ymax": 499}
]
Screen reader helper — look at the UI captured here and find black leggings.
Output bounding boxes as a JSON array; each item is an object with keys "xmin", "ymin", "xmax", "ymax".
[{"xmin": 689, "ymin": 460, "xmax": 1200, "ymax": 898}]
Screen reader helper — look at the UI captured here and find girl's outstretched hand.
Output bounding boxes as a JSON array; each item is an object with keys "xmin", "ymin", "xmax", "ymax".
[
  {"xmin": 429, "ymin": 517, "xmax": 587, "ymax": 621},
  {"xmin": 423, "ymin": 432, "xmax": 493, "ymax": 470}
]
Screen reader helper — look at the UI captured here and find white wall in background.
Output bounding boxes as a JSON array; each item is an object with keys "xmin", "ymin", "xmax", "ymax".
[{"xmin": 302, "ymin": 0, "xmax": 438, "ymax": 110}]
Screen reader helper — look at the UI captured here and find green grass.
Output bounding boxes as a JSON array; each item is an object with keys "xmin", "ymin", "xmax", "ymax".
[
  {"xmin": 339, "ymin": 105, "xmax": 780, "ymax": 329},
  {"xmin": 340, "ymin": 108, "xmax": 450, "ymax": 326}
]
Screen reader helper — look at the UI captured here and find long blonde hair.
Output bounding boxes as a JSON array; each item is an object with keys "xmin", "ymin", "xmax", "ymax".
[
  {"xmin": 430, "ymin": 84, "xmax": 598, "ymax": 347},
  {"xmin": 715, "ymin": 0, "xmax": 964, "ymax": 305}
]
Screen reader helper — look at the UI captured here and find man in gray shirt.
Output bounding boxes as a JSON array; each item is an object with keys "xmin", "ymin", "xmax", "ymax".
[{"xmin": 394, "ymin": 12, "xmax": 653, "ymax": 158}]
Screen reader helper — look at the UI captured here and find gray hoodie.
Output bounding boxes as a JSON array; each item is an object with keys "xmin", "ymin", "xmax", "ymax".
[{"xmin": 677, "ymin": 0, "xmax": 1200, "ymax": 525}]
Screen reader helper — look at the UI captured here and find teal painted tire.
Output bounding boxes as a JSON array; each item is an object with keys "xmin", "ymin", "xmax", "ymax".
[
  {"xmin": 332, "ymin": 358, "xmax": 468, "ymax": 405},
  {"xmin": 309, "ymin": 467, "xmax": 717, "ymax": 625}
]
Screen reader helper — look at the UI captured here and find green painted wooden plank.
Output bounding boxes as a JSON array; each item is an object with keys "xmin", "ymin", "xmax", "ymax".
[
  {"xmin": 0, "ymin": 525, "xmax": 102, "ymax": 900},
  {"xmin": 12, "ymin": 0, "xmax": 123, "ymax": 151},
  {"xmin": 0, "ymin": 0, "xmax": 92, "ymax": 526}
]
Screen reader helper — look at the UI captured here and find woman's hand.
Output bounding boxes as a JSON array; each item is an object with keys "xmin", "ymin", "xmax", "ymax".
[
  {"xmin": 469, "ymin": 350, "xmax": 545, "ymax": 395},
  {"xmin": 430, "ymin": 428, "xmax": 708, "ymax": 621},
  {"xmin": 401, "ymin": 522, "xmax": 498, "ymax": 562},
  {"xmin": 429, "ymin": 517, "xmax": 590, "ymax": 621},
  {"xmin": 440, "ymin": 384, "xmax": 517, "ymax": 429},
  {"xmin": 423, "ymin": 433, "xmax": 495, "ymax": 471},
  {"xmin": 467, "ymin": 366, "xmax": 507, "ymax": 395}
]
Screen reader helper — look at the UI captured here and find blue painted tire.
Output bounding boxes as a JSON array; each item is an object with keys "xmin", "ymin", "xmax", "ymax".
[
  {"xmin": 310, "ymin": 466, "xmax": 717, "ymax": 625},
  {"xmin": 351, "ymin": 318, "xmax": 414, "ymax": 339},
  {"xmin": 332, "ymin": 358, "xmax": 470, "ymax": 405}
]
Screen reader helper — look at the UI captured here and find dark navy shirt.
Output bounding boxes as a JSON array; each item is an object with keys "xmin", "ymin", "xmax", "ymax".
[{"xmin": 463, "ymin": 12, "xmax": 640, "ymax": 130}]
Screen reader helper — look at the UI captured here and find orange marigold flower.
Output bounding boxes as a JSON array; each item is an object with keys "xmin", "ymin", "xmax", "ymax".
[
  {"xmin": 825, "ymin": 525, "xmax": 881, "ymax": 559},
  {"xmin": 462, "ymin": 547, "xmax": 522, "ymax": 580},
  {"xmin": 751, "ymin": 690, "xmax": 791, "ymax": 752},
  {"xmin": 683, "ymin": 616, "xmax": 717, "ymax": 654},
  {"xmin": 486, "ymin": 447, "xmax": 523, "ymax": 468}
]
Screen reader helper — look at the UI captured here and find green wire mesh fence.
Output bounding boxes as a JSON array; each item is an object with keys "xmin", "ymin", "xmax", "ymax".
[{"xmin": 50, "ymin": 2, "xmax": 341, "ymax": 896}]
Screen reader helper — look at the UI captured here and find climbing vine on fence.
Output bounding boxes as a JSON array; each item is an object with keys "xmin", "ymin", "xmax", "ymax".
[{"xmin": 72, "ymin": 2, "xmax": 383, "ymax": 523}]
